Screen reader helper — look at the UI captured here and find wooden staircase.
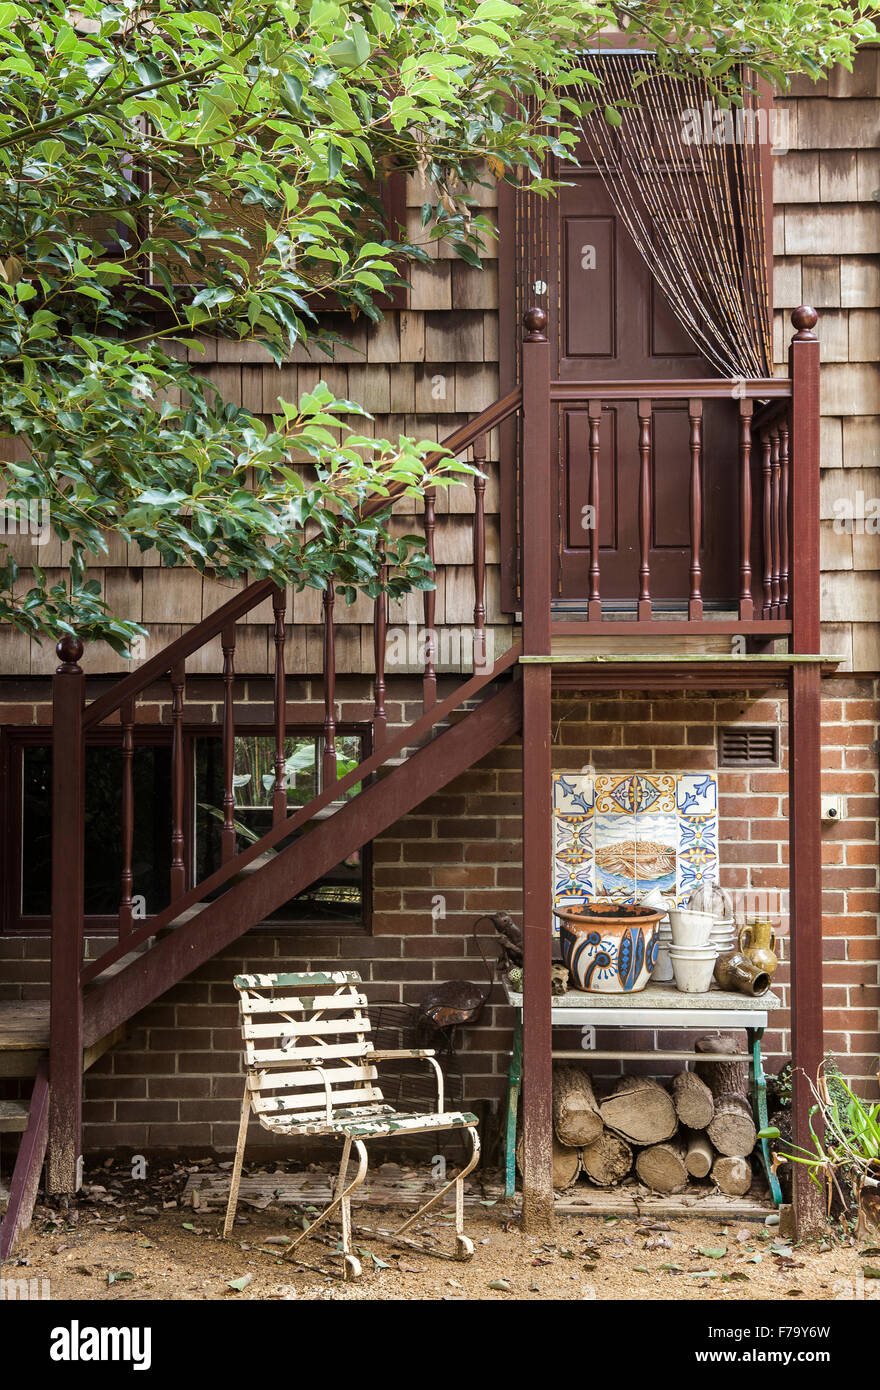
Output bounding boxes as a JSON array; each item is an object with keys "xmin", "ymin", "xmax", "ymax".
[
  {"xmin": 0, "ymin": 1006, "xmax": 123, "ymax": 1259},
  {"xmin": 0, "ymin": 390, "xmax": 525, "ymax": 1259}
]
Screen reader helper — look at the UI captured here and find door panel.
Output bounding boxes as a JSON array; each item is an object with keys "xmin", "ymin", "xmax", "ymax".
[
  {"xmin": 550, "ymin": 161, "xmax": 738, "ymax": 606},
  {"xmin": 563, "ymin": 217, "xmax": 616, "ymax": 359}
]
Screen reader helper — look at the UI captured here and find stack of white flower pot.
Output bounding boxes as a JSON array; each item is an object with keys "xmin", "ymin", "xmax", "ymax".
[
  {"xmin": 639, "ymin": 889, "xmax": 674, "ymax": 981},
  {"xmin": 666, "ymin": 909, "xmax": 717, "ymax": 992},
  {"xmin": 710, "ymin": 917, "xmax": 737, "ymax": 954}
]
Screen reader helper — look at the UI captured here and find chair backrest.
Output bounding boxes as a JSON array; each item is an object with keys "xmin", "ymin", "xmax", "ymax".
[{"xmin": 233, "ymin": 971, "xmax": 386, "ymax": 1122}]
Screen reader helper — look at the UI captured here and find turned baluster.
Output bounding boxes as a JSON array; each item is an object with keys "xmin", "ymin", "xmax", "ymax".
[
  {"xmin": 637, "ymin": 399, "xmax": 652, "ymax": 620},
  {"xmin": 221, "ymin": 625, "xmax": 237, "ymax": 862},
  {"xmin": 170, "ymin": 659, "xmax": 186, "ymax": 897},
  {"xmin": 272, "ymin": 585, "xmax": 287, "ymax": 825},
  {"xmin": 761, "ymin": 430, "xmax": 772, "ymax": 619},
  {"xmin": 322, "ymin": 580, "xmax": 337, "ymax": 786},
  {"xmin": 373, "ymin": 562, "xmax": 388, "ymax": 749},
  {"xmin": 770, "ymin": 427, "xmax": 781, "ymax": 616},
  {"xmin": 780, "ymin": 417, "xmax": 790, "ymax": 618},
  {"xmin": 423, "ymin": 485, "xmax": 437, "ymax": 709},
  {"xmin": 119, "ymin": 695, "xmax": 135, "ymax": 937},
  {"xmin": 738, "ymin": 398, "xmax": 754, "ymax": 621},
  {"xmin": 688, "ymin": 398, "xmax": 703, "ymax": 621},
  {"xmin": 472, "ymin": 435, "xmax": 487, "ymax": 670},
  {"xmin": 588, "ymin": 400, "xmax": 602, "ymax": 622}
]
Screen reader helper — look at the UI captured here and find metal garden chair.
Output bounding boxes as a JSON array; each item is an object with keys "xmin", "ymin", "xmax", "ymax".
[{"xmin": 222, "ymin": 970, "xmax": 481, "ymax": 1280}]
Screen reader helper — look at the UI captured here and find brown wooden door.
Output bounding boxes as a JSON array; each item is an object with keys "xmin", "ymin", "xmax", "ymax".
[{"xmin": 548, "ymin": 167, "xmax": 739, "ymax": 608}]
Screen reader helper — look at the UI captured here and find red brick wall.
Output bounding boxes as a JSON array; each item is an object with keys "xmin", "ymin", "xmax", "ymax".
[{"xmin": 0, "ymin": 676, "xmax": 877, "ymax": 1157}]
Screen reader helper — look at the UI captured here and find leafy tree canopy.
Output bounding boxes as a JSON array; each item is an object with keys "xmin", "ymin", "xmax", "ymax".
[{"xmin": 0, "ymin": 0, "xmax": 874, "ymax": 651}]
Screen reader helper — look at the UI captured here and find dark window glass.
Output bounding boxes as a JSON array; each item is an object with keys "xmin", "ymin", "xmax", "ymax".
[
  {"xmin": 21, "ymin": 745, "xmax": 172, "ymax": 917},
  {"xmin": 194, "ymin": 733, "xmax": 364, "ymax": 923}
]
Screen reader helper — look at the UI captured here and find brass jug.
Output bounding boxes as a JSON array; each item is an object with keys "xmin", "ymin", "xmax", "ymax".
[{"xmin": 738, "ymin": 918, "xmax": 779, "ymax": 976}]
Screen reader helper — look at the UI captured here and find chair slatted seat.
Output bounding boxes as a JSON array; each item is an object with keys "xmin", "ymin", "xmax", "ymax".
[{"xmin": 222, "ymin": 971, "xmax": 481, "ymax": 1280}]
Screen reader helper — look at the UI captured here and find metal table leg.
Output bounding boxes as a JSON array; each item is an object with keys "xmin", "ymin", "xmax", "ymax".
[
  {"xmin": 748, "ymin": 1025, "xmax": 783, "ymax": 1208},
  {"xmin": 504, "ymin": 1015, "xmax": 523, "ymax": 1200}
]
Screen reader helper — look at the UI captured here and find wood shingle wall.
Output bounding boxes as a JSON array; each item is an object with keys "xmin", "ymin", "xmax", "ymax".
[
  {"xmin": 774, "ymin": 50, "xmax": 880, "ymax": 672},
  {"xmin": 1, "ymin": 60, "xmax": 878, "ymax": 676}
]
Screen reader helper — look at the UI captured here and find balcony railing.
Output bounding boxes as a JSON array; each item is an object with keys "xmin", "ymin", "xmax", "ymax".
[{"xmin": 519, "ymin": 305, "xmax": 821, "ymax": 653}]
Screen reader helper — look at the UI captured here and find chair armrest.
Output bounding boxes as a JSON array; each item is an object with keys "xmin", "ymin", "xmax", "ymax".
[
  {"xmin": 368, "ymin": 1049, "xmax": 436, "ymax": 1061},
  {"xmin": 368, "ymin": 1049, "xmax": 444, "ymax": 1111}
]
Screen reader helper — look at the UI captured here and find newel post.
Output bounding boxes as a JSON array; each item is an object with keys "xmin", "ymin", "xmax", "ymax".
[
  {"xmin": 788, "ymin": 306, "xmax": 821, "ymax": 653},
  {"xmin": 787, "ymin": 306, "xmax": 825, "ymax": 1237},
  {"xmin": 519, "ymin": 308, "xmax": 554, "ymax": 1232},
  {"xmin": 47, "ymin": 634, "xmax": 86, "ymax": 1194}
]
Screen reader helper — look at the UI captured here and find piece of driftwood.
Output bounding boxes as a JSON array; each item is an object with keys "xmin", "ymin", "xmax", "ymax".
[
  {"xmin": 707, "ymin": 1094, "xmax": 757, "ymax": 1157},
  {"xmin": 712, "ymin": 1154, "xmax": 753, "ymax": 1196},
  {"xmin": 516, "ymin": 1132, "xmax": 581, "ymax": 1191},
  {"xmin": 684, "ymin": 1130, "xmax": 714, "ymax": 1179},
  {"xmin": 580, "ymin": 1130, "xmax": 633, "ymax": 1187},
  {"xmin": 672, "ymin": 1070, "xmax": 715, "ymax": 1130},
  {"xmin": 552, "ymin": 1065, "xmax": 603, "ymax": 1147},
  {"xmin": 635, "ymin": 1138, "xmax": 689, "ymax": 1194},
  {"xmin": 695, "ymin": 1034, "xmax": 749, "ymax": 1098},
  {"xmin": 599, "ymin": 1075, "xmax": 678, "ymax": 1145}
]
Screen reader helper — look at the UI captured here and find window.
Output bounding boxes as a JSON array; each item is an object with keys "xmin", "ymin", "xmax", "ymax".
[
  {"xmin": 3, "ymin": 727, "xmax": 369, "ymax": 933},
  {"xmin": 19, "ymin": 742, "xmax": 172, "ymax": 919},
  {"xmin": 193, "ymin": 732, "xmax": 366, "ymax": 924}
]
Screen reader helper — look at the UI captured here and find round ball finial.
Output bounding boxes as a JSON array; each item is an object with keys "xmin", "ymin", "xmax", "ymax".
[
  {"xmin": 791, "ymin": 305, "xmax": 818, "ymax": 340},
  {"xmin": 523, "ymin": 306, "xmax": 548, "ymax": 341},
  {"xmin": 56, "ymin": 634, "xmax": 84, "ymax": 671}
]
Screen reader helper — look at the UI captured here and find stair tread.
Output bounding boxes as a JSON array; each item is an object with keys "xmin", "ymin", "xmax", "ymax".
[
  {"xmin": 0, "ymin": 1099, "xmax": 30, "ymax": 1132},
  {"xmin": 0, "ymin": 1000, "xmax": 49, "ymax": 1050}
]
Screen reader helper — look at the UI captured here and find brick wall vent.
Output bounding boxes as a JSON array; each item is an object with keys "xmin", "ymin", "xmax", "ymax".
[{"xmin": 718, "ymin": 725, "xmax": 779, "ymax": 767}]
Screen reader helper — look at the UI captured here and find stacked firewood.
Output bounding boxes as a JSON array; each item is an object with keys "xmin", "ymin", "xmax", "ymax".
[{"xmin": 518, "ymin": 1035, "xmax": 758, "ymax": 1196}]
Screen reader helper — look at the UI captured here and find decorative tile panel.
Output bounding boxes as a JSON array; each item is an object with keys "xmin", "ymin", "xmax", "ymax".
[{"xmin": 552, "ymin": 772, "xmax": 719, "ymax": 931}]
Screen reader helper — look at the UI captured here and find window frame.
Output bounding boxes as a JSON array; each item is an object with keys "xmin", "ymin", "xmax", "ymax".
[{"xmin": 1, "ymin": 722, "xmax": 372, "ymax": 936}]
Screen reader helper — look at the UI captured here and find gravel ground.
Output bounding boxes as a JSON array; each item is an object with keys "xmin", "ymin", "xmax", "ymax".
[{"xmin": 4, "ymin": 1162, "xmax": 877, "ymax": 1302}]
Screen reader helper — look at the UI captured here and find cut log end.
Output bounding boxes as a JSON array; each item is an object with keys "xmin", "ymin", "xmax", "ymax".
[
  {"xmin": 552, "ymin": 1064, "xmax": 603, "ymax": 1148},
  {"xmin": 599, "ymin": 1074, "xmax": 678, "ymax": 1145},
  {"xmin": 684, "ymin": 1130, "xmax": 714, "ymax": 1179},
  {"xmin": 580, "ymin": 1130, "xmax": 633, "ymax": 1187},
  {"xmin": 635, "ymin": 1138, "xmax": 688, "ymax": 1195},
  {"xmin": 672, "ymin": 1070, "xmax": 715, "ymax": 1130},
  {"xmin": 712, "ymin": 1154, "xmax": 753, "ymax": 1196},
  {"xmin": 706, "ymin": 1093, "xmax": 757, "ymax": 1158}
]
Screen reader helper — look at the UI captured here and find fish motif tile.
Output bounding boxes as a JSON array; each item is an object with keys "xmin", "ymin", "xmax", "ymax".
[{"xmin": 551, "ymin": 772, "xmax": 719, "ymax": 932}]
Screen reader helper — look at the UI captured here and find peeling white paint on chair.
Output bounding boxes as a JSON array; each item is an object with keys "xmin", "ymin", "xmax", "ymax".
[{"xmin": 223, "ymin": 971, "xmax": 481, "ymax": 1280}]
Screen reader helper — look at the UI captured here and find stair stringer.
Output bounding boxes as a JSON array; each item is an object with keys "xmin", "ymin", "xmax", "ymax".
[{"xmin": 83, "ymin": 679, "xmax": 522, "ymax": 1046}]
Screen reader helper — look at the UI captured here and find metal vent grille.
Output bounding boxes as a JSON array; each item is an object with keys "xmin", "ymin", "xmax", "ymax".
[{"xmin": 718, "ymin": 725, "xmax": 779, "ymax": 767}]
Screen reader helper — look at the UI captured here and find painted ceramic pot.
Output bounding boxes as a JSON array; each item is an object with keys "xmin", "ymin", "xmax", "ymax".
[{"xmin": 555, "ymin": 901, "xmax": 664, "ymax": 994}]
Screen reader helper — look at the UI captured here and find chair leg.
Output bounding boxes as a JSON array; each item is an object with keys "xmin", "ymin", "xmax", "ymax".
[
  {"xmin": 222, "ymin": 1082, "xmax": 251, "ymax": 1240},
  {"xmin": 349, "ymin": 1125, "xmax": 481, "ymax": 1262},
  {"xmin": 335, "ymin": 1137, "xmax": 361, "ymax": 1281},
  {"xmin": 283, "ymin": 1137, "xmax": 368, "ymax": 1281}
]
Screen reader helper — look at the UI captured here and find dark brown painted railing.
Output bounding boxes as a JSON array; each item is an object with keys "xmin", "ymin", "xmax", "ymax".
[
  {"xmin": 56, "ymin": 386, "xmax": 520, "ymax": 997},
  {"xmin": 525, "ymin": 307, "xmax": 808, "ymax": 633}
]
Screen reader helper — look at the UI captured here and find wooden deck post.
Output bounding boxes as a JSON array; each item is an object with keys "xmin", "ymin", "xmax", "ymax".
[
  {"xmin": 789, "ymin": 308, "xmax": 821, "ymax": 653},
  {"xmin": 520, "ymin": 308, "xmax": 554, "ymax": 1231},
  {"xmin": 47, "ymin": 636, "xmax": 86, "ymax": 1194},
  {"xmin": 788, "ymin": 306, "xmax": 824, "ymax": 1237}
]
